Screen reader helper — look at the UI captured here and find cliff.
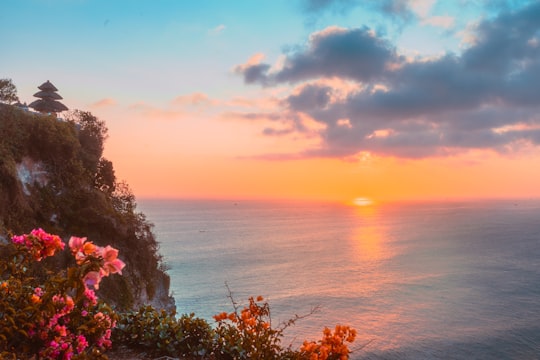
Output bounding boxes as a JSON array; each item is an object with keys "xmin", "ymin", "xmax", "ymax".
[{"xmin": 0, "ymin": 103, "xmax": 175, "ymax": 311}]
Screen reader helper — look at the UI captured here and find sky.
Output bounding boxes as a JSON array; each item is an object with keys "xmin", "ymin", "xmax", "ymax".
[{"xmin": 3, "ymin": 0, "xmax": 540, "ymax": 203}]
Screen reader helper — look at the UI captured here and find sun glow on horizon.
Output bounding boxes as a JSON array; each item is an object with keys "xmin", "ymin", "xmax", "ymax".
[{"xmin": 353, "ymin": 197, "xmax": 374, "ymax": 207}]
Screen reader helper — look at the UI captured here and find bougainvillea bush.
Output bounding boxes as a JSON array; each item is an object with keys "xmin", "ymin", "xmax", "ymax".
[
  {"xmin": 0, "ymin": 229, "xmax": 125, "ymax": 359},
  {"xmin": 212, "ymin": 295, "xmax": 357, "ymax": 360},
  {"xmin": 1, "ymin": 228, "xmax": 358, "ymax": 359}
]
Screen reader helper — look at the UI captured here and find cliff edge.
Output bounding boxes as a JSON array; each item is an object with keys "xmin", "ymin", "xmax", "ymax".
[{"xmin": 0, "ymin": 103, "xmax": 175, "ymax": 311}]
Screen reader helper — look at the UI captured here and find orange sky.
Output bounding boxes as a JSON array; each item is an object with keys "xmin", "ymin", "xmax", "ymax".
[
  {"xmin": 7, "ymin": 1, "xmax": 540, "ymax": 203},
  {"xmin": 99, "ymin": 102, "xmax": 540, "ymax": 203}
]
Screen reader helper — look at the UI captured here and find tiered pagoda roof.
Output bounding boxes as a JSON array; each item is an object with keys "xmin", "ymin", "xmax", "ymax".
[{"xmin": 29, "ymin": 80, "xmax": 68, "ymax": 113}]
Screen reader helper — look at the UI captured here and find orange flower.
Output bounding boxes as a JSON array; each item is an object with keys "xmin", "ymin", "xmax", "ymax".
[
  {"xmin": 213, "ymin": 312, "xmax": 228, "ymax": 322},
  {"xmin": 83, "ymin": 241, "xmax": 96, "ymax": 255},
  {"xmin": 256, "ymin": 295, "xmax": 264, "ymax": 302}
]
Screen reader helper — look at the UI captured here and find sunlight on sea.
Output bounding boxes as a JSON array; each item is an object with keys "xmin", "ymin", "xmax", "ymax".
[{"xmin": 138, "ymin": 198, "xmax": 540, "ymax": 359}]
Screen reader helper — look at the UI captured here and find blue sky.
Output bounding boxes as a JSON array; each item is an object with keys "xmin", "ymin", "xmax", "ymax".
[{"xmin": 3, "ymin": 1, "xmax": 540, "ymax": 201}]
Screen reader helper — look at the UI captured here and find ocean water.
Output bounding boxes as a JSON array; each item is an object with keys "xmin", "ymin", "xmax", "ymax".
[{"xmin": 137, "ymin": 198, "xmax": 540, "ymax": 359}]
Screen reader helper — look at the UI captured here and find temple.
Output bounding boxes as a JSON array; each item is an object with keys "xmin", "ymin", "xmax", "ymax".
[{"xmin": 28, "ymin": 80, "xmax": 68, "ymax": 115}]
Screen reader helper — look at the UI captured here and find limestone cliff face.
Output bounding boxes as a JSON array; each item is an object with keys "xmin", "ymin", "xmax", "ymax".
[
  {"xmin": 16, "ymin": 157, "xmax": 49, "ymax": 195},
  {"xmin": 0, "ymin": 104, "xmax": 175, "ymax": 311}
]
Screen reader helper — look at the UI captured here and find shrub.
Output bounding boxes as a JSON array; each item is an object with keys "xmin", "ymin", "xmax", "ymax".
[
  {"xmin": 0, "ymin": 229, "xmax": 125, "ymax": 359},
  {"xmin": 113, "ymin": 306, "xmax": 213, "ymax": 358},
  {"xmin": 212, "ymin": 291, "xmax": 357, "ymax": 360},
  {"xmin": 212, "ymin": 295, "xmax": 284, "ymax": 359}
]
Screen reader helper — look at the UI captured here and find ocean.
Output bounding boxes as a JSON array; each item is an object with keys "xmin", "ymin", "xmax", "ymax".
[{"xmin": 137, "ymin": 198, "xmax": 540, "ymax": 359}]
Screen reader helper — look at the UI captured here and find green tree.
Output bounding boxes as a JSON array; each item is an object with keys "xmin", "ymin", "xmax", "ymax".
[
  {"xmin": 0, "ymin": 78, "xmax": 19, "ymax": 104},
  {"xmin": 66, "ymin": 110, "xmax": 108, "ymax": 175},
  {"xmin": 95, "ymin": 158, "xmax": 116, "ymax": 193}
]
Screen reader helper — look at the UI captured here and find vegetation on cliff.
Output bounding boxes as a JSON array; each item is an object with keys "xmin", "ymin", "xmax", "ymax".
[{"xmin": 0, "ymin": 102, "xmax": 173, "ymax": 311}]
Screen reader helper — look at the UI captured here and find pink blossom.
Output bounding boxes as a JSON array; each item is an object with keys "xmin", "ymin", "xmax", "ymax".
[
  {"xmin": 104, "ymin": 257, "xmax": 126, "ymax": 275},
  {"xmin": 68, "ymin": 236, "xmax": 86, "ymax": 252},
  {"xmin": 69, "ymin": 236, "xmax": 90, "ymax": 264},
  {"xmin": 11, "ymin": 235, "xmax": 25, "ymax": 245},
  {"xmin": 76, "ymin": 335, "xmax": 88, "ymax": 353},
  {"xmin": 83, "ymin": 288, "xmax": 97, "ymax": 306},
  {"xmin": 101, "ymin": 245, "xmax": 118, "ymax": 262},
  {"xmin": 12, "ymin": 229, "xmax": 65, "ymax": 260},
  {"xmin": 83, "ymin": 271, "xmax": 101, "ymax": 289},
  {"xmin": 101, "ymin": 245, "xmax": 126, "ymax": 275}
]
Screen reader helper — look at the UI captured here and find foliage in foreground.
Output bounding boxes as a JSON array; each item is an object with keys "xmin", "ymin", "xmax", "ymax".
[
  {"xmin": 1, "ymin": 229, "xmax": 358, "ymax": 360},
  {"xmin": 0, "ymin": 229, "xmax": 124, "ymax": 359},
  {"xmin": 0, "ymin": 103, "xmax": 172, "ymax": 311},
  {"xmin": 113, "ymin": 293, "xmax": 357, "ymax": 360},
  {"xmin": 113, "ymin": 306, "xmax": 214, "ymax": 358}
]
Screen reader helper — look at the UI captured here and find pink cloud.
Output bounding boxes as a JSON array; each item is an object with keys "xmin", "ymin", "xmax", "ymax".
[
  {"xmin": 90, "ymin": 98, "xmax": 117, "ymax": 109},
  {"xmin": 172, "ymin": 92, "xmax": 218, "ymax": 107},
  {"xmin": 129, "ymin": 101, "xmax": 186, "ymax": 121},
  {"xmin": 421, "ymin": 15, "xmax": 455, "ymax": 29}
]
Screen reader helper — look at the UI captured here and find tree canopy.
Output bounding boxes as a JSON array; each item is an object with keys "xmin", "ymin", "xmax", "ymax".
[{"xmin": 0, "ymin": 78, "xmax": 19, "ymax": 104}]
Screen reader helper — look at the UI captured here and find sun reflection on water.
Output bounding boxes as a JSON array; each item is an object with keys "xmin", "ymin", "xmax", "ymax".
[{"xmin": 344, "ymin": 203, "xmax": 404, "ymax": 351}]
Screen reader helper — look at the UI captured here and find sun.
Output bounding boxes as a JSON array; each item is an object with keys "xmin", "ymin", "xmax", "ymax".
[{"xmin": 353, "ymin": 197, "xmax": 374, "ymax": 207}]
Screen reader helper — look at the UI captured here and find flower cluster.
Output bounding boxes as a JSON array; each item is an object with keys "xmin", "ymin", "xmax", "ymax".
[
  {"xmin": 11, "ymin": 228, "xmax": 64, "ymax": 261},
  {"xmin": 68, "ymin": 236, "xmax": 125, "ymax": 289},
  {"xmin": 1, "ymin": 229, "xmax": 122, "ymax": 359},
  {"xmin": 212, "ymin": 295, "xmax": 294, "ymax": 359},
  {"xmin": 213, "ymin": 295, "xmax": 270, "ymax": 331},
  {"xmin": 300, "ymin": 325, "xmax": 357, "ymax": 360},
  {"xmin": 212, "ymin": 294, "xmax": 358, "ymax": 360}
]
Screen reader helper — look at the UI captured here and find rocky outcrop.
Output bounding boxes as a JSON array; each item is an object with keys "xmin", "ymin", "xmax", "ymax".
[{"xmin": 16, "ymin": 157, "xmax": 48, "ymax": 195}]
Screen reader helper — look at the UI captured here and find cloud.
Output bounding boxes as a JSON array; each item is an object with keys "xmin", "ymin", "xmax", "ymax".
[
  {"xmin": 409, "ymin": 0, "xmax": 435, "ymax": 18},
  {"xmin": 209, "ymin": 24, "xmax": 226, "ymax": 35},
  {"xmin": 235, "ymin": 2, "xmax": 540, "ymax": 159},
  {"xmin": 172, "ymin": 92, "xmax": 218, "ymax": 107},
  {"xmin": 421, "ymin": 15, "xmax": 455, "ymax": 29},
  {"xmin": 129, "ymin": 101, "xmax": 186, "ymax": 121},
  {"xmin": 236, "ymin": 26, "xmax": 398, "ymax": 85},
  {"xmin": 90, "ymin": 98, "xmax": 117, "ymax": 109}
]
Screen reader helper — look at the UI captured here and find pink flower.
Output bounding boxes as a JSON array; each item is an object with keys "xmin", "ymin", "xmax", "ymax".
[
  {"xmin": 11, "ymin": 235, "xmax": 25, "ymax": 245},
  {"xmin": 68, "ymin": 236, "xmax": 86, "ymax": 252},
  {"xmin": 101, "ymin": 245, "xmax": 126, "ymax": 275},
  {"xmin": 13, "ymin": 229, "xmax": 65, "ymax": 260},
  {"xmin": 69, "ymin": 236, "xmax": 91, "ymax": 264},
  {"xmin": 101, "ymin": 245, "xmax": 118, "ymax": 262},
  {"xmin": 83, "ymin": 271, "xmax": 101, "ymax": 289},
  {"xmin": 76, "ymin": 335, "xmax": 88, "ymax": 353},
  {"xmin": 83, "ymin": 288, "xmax": 97, "ymax": 306},
  {"xmin": 104, "ymin": 258, "xmax": 126, "ymax": 275}
]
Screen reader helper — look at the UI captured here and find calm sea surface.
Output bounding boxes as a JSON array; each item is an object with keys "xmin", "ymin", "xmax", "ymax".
[{"xmin": 137, "ymin": 198, "xmax": 540, "ymax": 359}]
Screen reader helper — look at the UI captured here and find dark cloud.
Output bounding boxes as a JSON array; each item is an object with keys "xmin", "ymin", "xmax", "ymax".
[
  {"xmin": 286, "ymin": 84, "xmax": 333, "ymax": 111},
  {"xmin": 236, "ymin": 2, "xmax": 540, "ymax": 159},
  {"xmin": 238, "ymin": 27, "xmax": 397, "ymax": 85},
  {"xmin": 242, "ymin": 63, "xmax": 272, "ymax": 85}
]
